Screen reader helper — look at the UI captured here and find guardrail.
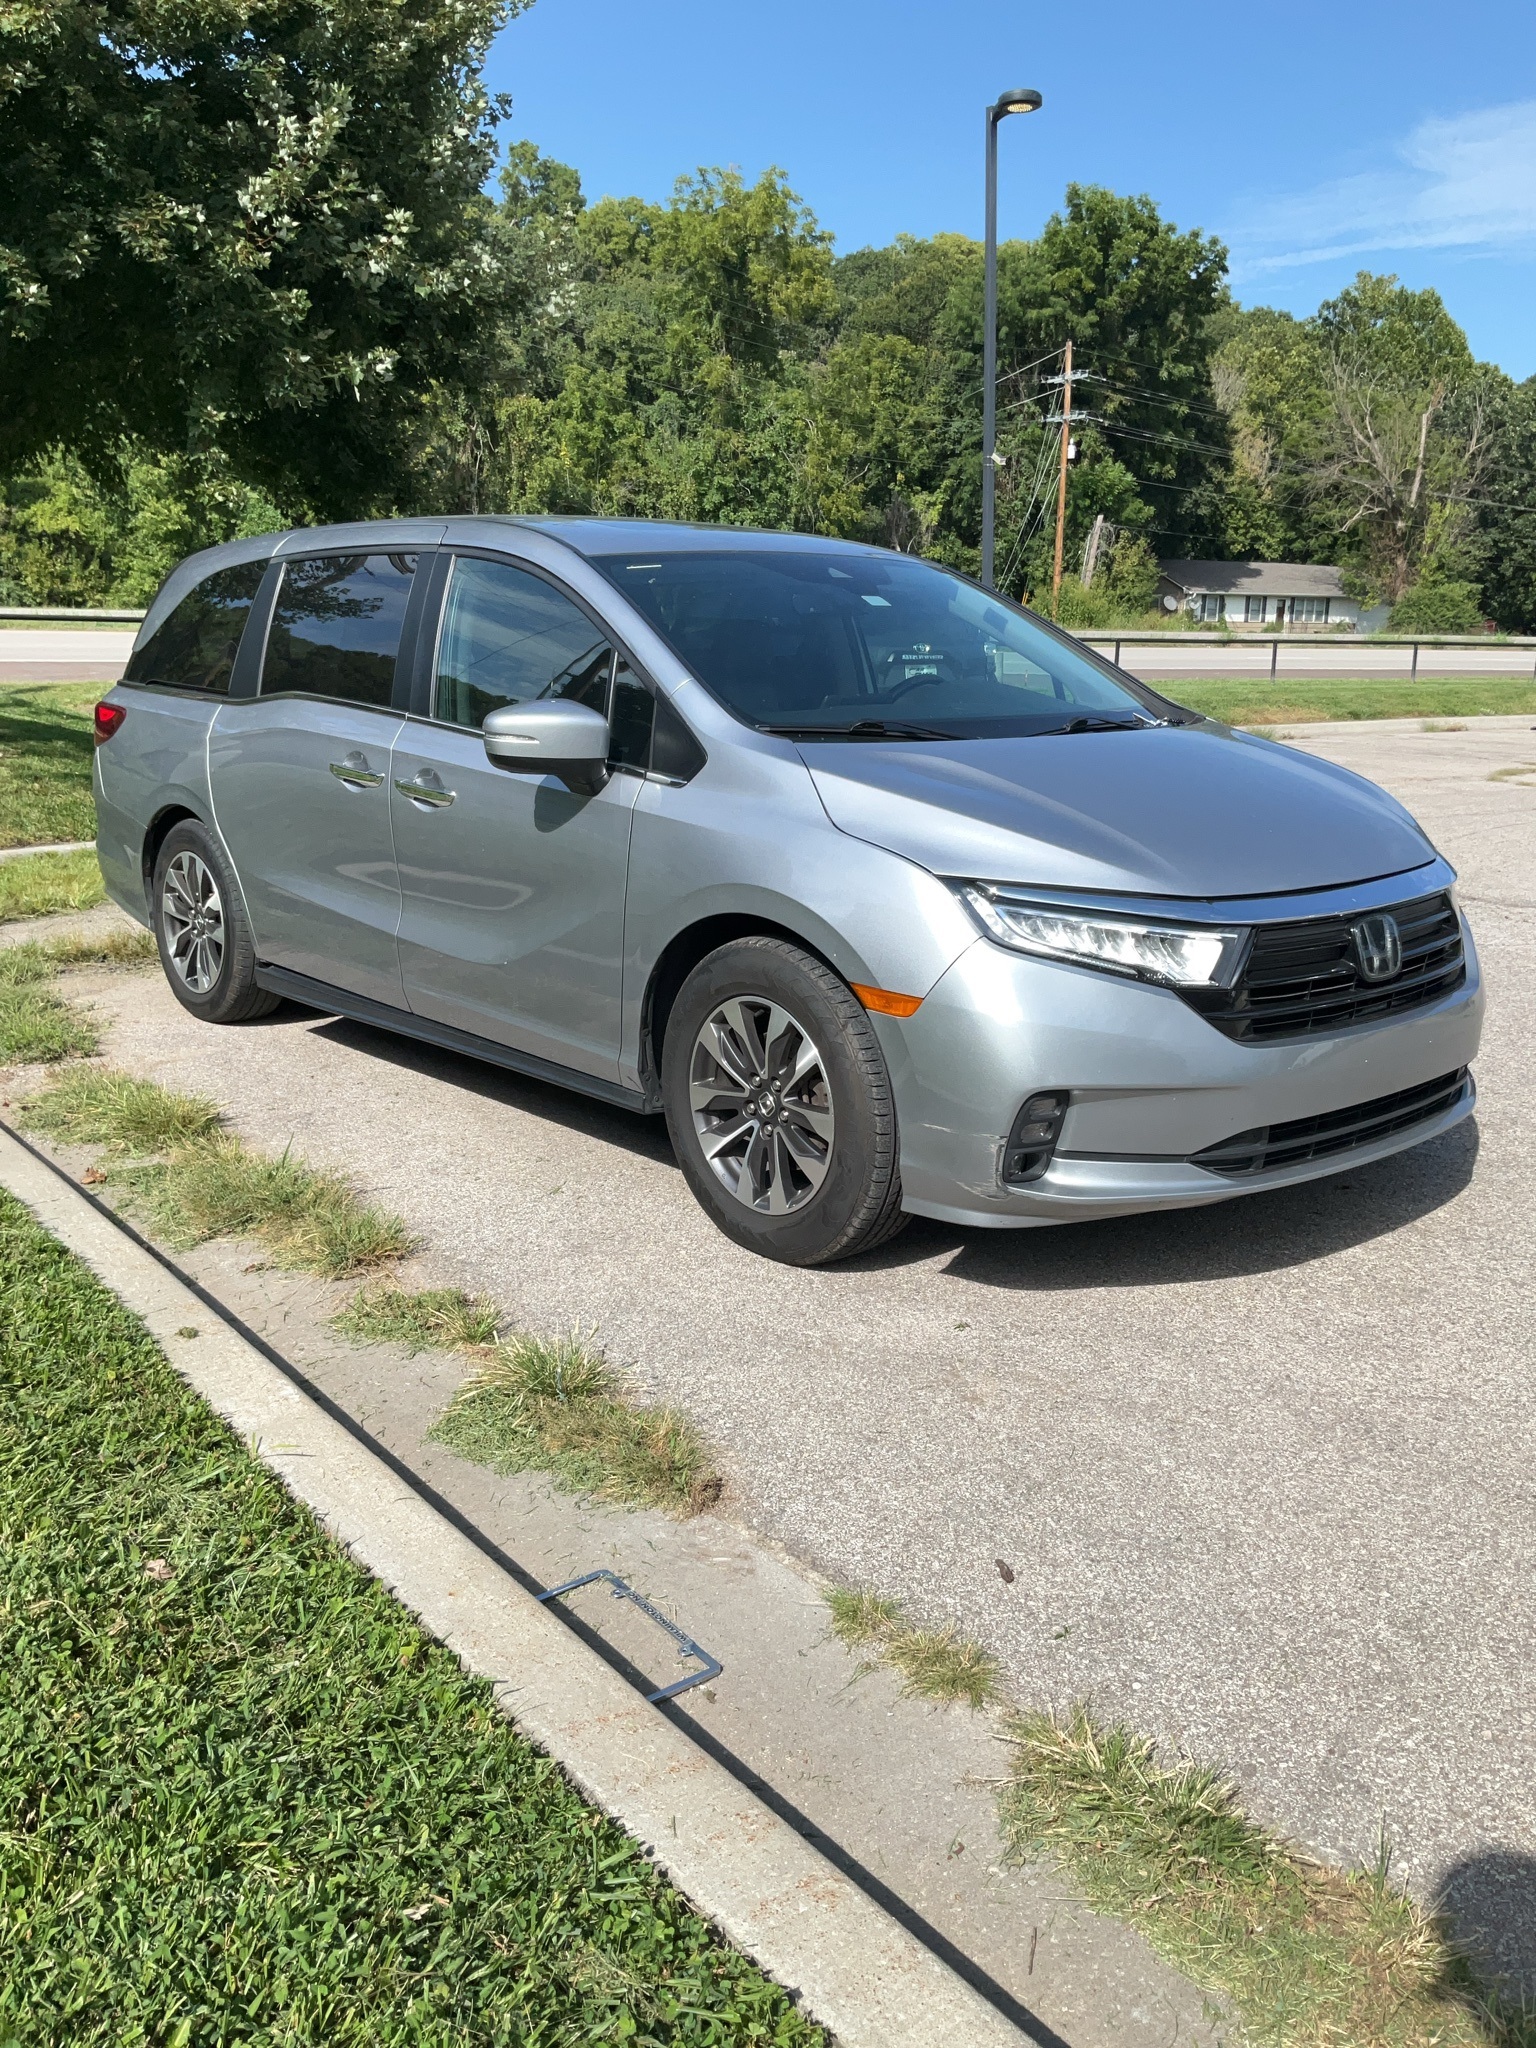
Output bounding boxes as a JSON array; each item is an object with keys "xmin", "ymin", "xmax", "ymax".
[
  {"xmin": 1076, "ymin": 630, "xmax": 1536, "ymax": 678},
  {"xmin": 0, "ymin": 607, "xmax": 145, "ymax": 623}
]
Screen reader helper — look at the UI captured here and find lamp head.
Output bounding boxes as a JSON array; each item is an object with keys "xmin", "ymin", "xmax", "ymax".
[{"xmin": 991, "ymin": 87, "xmax": 1044, "ymax": 119}]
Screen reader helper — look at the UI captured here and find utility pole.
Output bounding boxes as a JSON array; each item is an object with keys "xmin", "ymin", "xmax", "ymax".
[{"xmin": 1051, "ymin": 338, "xmax": 1073, "ymax": 604}]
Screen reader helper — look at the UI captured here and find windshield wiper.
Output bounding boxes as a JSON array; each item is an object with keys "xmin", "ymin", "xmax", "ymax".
[
  {"xmin": 1038, "ymin": 714, "xmax": 1155, "ymax": 735},
  {"xmin": 760, "ymin": 718, "xmax": 955, "ymax": 741}
]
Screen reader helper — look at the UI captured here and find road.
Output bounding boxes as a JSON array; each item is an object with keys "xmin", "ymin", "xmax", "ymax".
[
  {"xmin": 18, "ymin": 715, "xmax": 1536, "ymax": 2001},
  {"xmin": 3, "ymin": 623, "xmax": 1534, "ymax": 684}
]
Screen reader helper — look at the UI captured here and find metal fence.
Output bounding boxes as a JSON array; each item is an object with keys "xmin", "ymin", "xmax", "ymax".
[{"xmin": 1078, "ymin": 630, "xmax": 1536, "ymax": 679}]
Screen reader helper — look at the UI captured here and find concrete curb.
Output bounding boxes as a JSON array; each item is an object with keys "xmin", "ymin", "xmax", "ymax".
[
  {"xmin": 0, "ymin": 1123, "xmax": 1038, "ymax": 2048},
  {"xmin": 0, "ymin": 840, "xmax": 96, "ymax": 863}
]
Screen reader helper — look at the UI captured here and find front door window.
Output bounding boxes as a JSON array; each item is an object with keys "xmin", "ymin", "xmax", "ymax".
[{"xmin": 434, "ymin": 556, "xmax": 612, "ymax": 727}]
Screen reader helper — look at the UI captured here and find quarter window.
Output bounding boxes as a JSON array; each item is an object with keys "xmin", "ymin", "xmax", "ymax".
[
  {"xmin": 435, "ymin": 556, "xmax": 614, "ymax": 729},
  {"xmin": 124, "ymin": 560, "xmax": 267, "ymax": 693},
  {"xmin": 261, "ymin": 553, "xmax": 417, "ymax": 707}
]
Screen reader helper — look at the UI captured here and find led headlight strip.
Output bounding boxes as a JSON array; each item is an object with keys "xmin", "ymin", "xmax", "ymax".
[{"xmin": 961, "ymin": 885, "xmax": 1247, "ymax": 989}]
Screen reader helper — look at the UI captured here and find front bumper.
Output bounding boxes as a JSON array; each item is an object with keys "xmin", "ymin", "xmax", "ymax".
[{"xmin": 887, "ymin": 917, "xmax": 1483, "ymax": 1229}]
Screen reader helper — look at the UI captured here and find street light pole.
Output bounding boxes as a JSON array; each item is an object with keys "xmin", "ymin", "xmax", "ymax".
[{"xmin": 981, "ymin": 87, "xmax": 1042, "ymax": 590}]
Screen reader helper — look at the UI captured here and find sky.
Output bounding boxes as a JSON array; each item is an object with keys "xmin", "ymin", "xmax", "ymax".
[{"xmin": 484, "ymin": 0, "xmax": 1536, "ymax": 379}]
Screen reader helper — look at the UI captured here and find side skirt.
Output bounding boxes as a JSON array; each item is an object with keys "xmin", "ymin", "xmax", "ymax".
[{"xmin": 254, "ymin": 964, "xmax": 655, "ymax": 1117}]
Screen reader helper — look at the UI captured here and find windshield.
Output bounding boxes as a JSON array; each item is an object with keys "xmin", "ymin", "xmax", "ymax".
[{"xmin": 592, "ymin": 548, "xmax": 1177, "ymax": 738}]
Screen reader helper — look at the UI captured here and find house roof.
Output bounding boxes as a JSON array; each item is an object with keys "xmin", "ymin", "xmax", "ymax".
[{"xmin": 1157, "ymin": 560, "xmax": 1348, "ymax": 599}]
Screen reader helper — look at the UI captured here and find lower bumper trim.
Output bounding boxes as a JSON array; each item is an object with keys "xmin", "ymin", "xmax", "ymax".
[{"xmin": 1187, "ymin": 1068, "xmax": 1470, "ymax": 1177}]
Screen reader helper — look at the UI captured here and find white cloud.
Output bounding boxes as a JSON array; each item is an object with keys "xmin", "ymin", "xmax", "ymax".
[{"xmin": 1227, "ymin": 99, "xmax": 1536, "ymax": 279}]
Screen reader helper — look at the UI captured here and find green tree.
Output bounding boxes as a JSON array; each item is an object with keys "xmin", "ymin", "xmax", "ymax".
[
  {"xmin": 0, "ymin": 446, "xmax": 284, "ymax": 606},
  {"xmin": 0, "ymin": 0, "xmax": 519, "ymax": 514},
  {"xmin": 1466, "ymin": 375, "xmax": 1536, "ymax": 632}
]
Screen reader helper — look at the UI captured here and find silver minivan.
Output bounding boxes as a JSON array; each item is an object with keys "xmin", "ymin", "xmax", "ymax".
[{"xmin": 95, "ymin": 517, "xmax": 1482, "ymax": 1265}]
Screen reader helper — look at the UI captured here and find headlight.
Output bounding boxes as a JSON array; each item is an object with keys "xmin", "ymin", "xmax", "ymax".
[{"xmin": 960, "ymin": 885, "xmax": 1246, "ymax": 988}]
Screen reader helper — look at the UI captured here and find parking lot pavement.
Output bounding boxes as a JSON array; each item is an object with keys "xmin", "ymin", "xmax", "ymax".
[{"xmin": 62, "ymin": 716, "xmax": 1536, "ymax": 1997}]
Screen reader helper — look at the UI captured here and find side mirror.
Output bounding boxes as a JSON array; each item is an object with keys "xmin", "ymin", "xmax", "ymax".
[{"xmin": 482, "ymin": 700, "xmax": 610, "ymax": 795}]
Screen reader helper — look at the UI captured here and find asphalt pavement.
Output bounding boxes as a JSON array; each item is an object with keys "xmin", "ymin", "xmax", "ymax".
[{"xmin": 22, "ymin": 713, "xmax": 1536, "ymax": 2000}]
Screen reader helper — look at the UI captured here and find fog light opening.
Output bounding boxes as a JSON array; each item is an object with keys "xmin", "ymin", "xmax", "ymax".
[{"xmin": 1002, "ymin": 1091, "xmax": 1069, "ymax": 1186}]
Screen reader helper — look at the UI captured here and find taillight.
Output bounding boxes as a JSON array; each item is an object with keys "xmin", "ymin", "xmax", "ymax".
[{"xmin": 94, "ymin": 702, "xmax": 126, "ymax": 746}]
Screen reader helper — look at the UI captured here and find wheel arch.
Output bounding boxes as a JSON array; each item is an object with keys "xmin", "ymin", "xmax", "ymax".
[
  {"xmin": 141, "ymin": 803, "xmax": 204, "ymax": 897},
  {"xmin": 639, "ymin": 914, "xmax": 844, "ymax": 1104}
]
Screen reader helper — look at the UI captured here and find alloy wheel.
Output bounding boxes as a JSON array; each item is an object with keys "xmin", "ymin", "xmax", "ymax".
[
  {"xmin": 688, "ymin": 994, "xmax": 835, "ymax": 1214},
  {"xmin": 160, "ymin": 850, "xmax": 226, "ymax": 994}
]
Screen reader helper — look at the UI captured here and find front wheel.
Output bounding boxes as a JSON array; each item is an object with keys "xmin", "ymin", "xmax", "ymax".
[
  {"xmin": 151, "ymin": 820, "xmax": 279, "ymax": 1024},
  {"xmin": 662, "ymin": 937, "xmax": 909, "ymax": 1265}
]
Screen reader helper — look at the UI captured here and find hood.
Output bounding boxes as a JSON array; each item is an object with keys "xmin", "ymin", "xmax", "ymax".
[{"xmin": 804, "ymin": 724, "xmax": 1436, "ymax": 899}]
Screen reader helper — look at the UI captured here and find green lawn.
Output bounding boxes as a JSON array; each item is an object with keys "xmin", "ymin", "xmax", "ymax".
[
  {"xmin": 0, "ymin": 846, "xmax": 105, "ymax": 922},
  {"xmin": 0, "ymin": 680, "xmax": 101, "ymax": 847},
  {"xmin": 1167, "ymin": 676, "xmax": 1536, "ymax": 727},
  {"xmin": 0, "ymin": 1191, "xmax": 821, "ymax": 2046}
]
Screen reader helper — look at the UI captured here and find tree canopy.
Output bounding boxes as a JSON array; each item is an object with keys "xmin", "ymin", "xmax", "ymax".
[
  {"xmin": 2, "ymin": 6, "xmax": 1532, "ymax": 631},
  {"xmin": 0, "ymin": 0, "xmax": 519, "ymax": 508}
]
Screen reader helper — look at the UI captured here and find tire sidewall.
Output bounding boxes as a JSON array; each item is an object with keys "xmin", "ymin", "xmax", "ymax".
[{"xmin": 662, "ymin": 940, "xmax": 896, "ymax": 1264}]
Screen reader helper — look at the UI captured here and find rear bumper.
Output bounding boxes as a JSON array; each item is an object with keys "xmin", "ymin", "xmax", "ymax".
[{"xmin": 887, "ymin": 918, "xmax": 1483, "ymax": 1228}]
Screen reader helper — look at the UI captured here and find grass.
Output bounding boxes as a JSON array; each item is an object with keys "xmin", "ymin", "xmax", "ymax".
[
  {"xmin": 999, "ymin": 1705, "xmax": 1533, "ymax": 2048},
  {"xmin": 0, "ymin": 679, "xmax": 101, "ymax": 847},
  {"xmin": 18, "ymin": 1063, "xmax": 222, "ymax": 1152},
  {"xmin": 0, "ymin": 982, "xmax": 96, "ymax": 1063},
  {"xmin": 0, "ymin": 1189, "xmax": 824, "ymax": 2046},
  {"xmin": 1169, "ymin": 677, "xmax": 1536, "ymax": 727},
  {"xmin": 0, "ymin": 934, "xmax": 155, "ymax": 1065},
  {"xmin": 0, "ymin": 846, "xmax": 105, "ymax": 921},
  {"xmin": 430, "ymin": 1326, "xmax": 723, "ymax": 1519},
  {"xmin": 17, "ymin": 1067, "xmax": 413, "ymax": 1277},
  {"xmin": 334, "ymin": 1282, "xmax": 501, "ymax": 1352},
  {"xmin": 825, "ymin": 1586, "xmax": 1002, "ymax": 1711}
]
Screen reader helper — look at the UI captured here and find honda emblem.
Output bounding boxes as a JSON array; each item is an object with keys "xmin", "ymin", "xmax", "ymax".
[{"xmin": 1351, "ymin": 912, "xmax": 1402, "ymax": 983}]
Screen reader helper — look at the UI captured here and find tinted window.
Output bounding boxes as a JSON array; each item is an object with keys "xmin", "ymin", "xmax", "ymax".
[
  {"xmin": 593, "ymin": 549, "xmax": 1174, "ymax": 739},
  {"xmin": 261, "ymin": 553, "xmax": 417, "ymax": 707},
  {"xmin": 435, "ymin": 556, "xmax": 613, "ymax": 729},
  {"xmin": 125, "ymin": 560, "xmax": 267, "ymax": 693}
]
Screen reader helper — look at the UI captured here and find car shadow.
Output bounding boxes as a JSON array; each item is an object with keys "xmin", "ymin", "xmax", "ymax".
[
  {"xmin": 291, "ymin": 1008, "xmax": 679, "ymax": 1165},
  {"xmin": 258, "ymin": 1001, "xmax": 1479, "ymax": 1289},
  {"xmin": 1432, "ymin": 1849, "xmax": 1536, "ymax": 2028},
  {"xmin": 853, "ymin": 1116, "xmax": 1479, "ymax": 1288}
]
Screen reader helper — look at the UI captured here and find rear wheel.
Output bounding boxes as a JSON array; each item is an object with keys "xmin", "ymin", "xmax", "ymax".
[
  {"xmin": 151, "ymin": 820, "xmax": 278, "ymax": 1024},
  {"xmin": 662, "ymin": 937, "xmax": 909, "ymax": 1265}
]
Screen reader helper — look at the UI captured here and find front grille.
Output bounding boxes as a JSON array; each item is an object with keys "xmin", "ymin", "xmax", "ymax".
[
  {"xmin": 1190, "ymin": 1069, "xmax": 1469, "ymax": 1177},
  {"xmin": 1182, "ymin": 890, "xmax": 1464, "ymax": 1043}
]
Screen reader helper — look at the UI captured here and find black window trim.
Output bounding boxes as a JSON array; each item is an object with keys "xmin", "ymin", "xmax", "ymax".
[{"xmin": 412, "ymin": 545, "xmax": 706, "ymax": 785}]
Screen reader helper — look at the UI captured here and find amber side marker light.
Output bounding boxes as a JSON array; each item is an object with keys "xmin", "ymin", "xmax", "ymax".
[{"xmin": 851, "ymin": 982, "xmax": 923, "ymax": 1018}]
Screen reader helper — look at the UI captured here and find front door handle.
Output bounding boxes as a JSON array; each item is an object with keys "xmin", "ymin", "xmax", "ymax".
[
  {"xmin": 330, "ymin": 753, "xmax": 384, "ymax": 789},
  {"xmin": 394, "ymin": 773, "xmax": 456, "ymax": 809}
]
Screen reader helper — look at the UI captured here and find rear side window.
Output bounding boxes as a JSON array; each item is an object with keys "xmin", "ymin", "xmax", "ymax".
[
  {"xmin": 124, "ymin": 560, "xmax": 267, "ymax": 693},
  {"xmin": 262, "ymin": 553, "xmax": 417, "ymax": 707},
  {"xmin": 434, "ymin": 556, "xmax": 613, "ymax": 729}
]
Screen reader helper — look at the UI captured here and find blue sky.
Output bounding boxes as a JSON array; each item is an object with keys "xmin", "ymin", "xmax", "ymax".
[{"xmin": 485, "ymin": 0, "xmax": 1536, "ymax": 379}]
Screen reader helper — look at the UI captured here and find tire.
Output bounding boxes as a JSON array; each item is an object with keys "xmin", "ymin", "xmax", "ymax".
[
  {"xmin": 151, "ymin": 819, "xmax": 280, "ymax": 1024},
  {"xmin": 662, "ymin": 937, "xmax": 910, "ymax": 1266}
]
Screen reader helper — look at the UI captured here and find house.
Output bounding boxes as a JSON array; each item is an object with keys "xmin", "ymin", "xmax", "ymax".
[{"xmin": 1155, "ymin": 561, "xmax": 1365, "ymax": 629}]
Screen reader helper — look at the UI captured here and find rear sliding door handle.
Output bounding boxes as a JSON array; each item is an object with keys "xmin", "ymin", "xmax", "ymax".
[
  {"xmin": 330, "ymin": 754, "xmax": 384, "ymax": 790},
  {"xmin": 394, "ymin": 774, "xmax": 456, "ymax": 809}
]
